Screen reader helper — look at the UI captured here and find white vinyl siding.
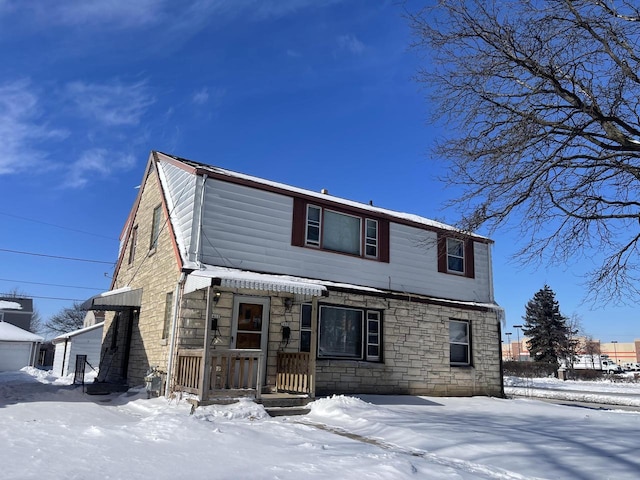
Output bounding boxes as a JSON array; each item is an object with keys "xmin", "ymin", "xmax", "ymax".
[{"xmin": 162, "ymin": 174, "xmax": 493, "ymax": 303}]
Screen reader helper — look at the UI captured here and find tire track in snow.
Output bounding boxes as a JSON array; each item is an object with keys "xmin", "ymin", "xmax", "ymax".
[{"xmin": 295, "ymin": 420, "xmax": 549, "ymax": 480}]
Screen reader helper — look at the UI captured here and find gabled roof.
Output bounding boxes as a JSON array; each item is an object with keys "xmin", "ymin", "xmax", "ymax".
[
  {"xmin": 0, "ymin": 321, "xmax": 44, "ymax": 342},
  {"xmin": 154, "ymin": 151, "xmax": 491, "ymax": 242}
]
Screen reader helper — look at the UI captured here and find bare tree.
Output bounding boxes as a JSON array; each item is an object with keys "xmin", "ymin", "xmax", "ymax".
[
  {"xmin": 45, "ymin": 302, "xmax": 86, "ymax": 336},
  {"xmin": 30, "ymin": 309, "xmax": 44, "ymax": 335},
  {"xmin": 408, "ymin": 0, "xmax": 640, "ymax": 302}
]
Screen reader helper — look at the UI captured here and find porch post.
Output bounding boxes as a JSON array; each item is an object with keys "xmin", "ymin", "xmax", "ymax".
[
  {"xmin": 309, "ymin": 295, "xmax": 318, "ymax": 398},
  {"xmin": 200, "ymin": 286, "xmax": 213, "ymax": 401}
]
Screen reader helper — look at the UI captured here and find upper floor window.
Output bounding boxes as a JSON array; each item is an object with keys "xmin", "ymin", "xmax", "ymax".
[
  {"xmin": 450, "ymin": 319, "xmax": 471, "ymax": 366},
  {"xmin": 437, "ymin": 234, "xmax": 475, "ymax": 279},
  {"xmin": 150, "ymin": 205, "xmax": 162, "ymax": 250},
  {"xmin": 128, "ymin": 225, "xmax": 138, "ymax": 265},
  {"xmin": 292, "ymin": 198, "xmax": 388, "ymax": 262},
  {"xmin": 447, "ymin": 238, "xmax": 464, "ymax": 274}
]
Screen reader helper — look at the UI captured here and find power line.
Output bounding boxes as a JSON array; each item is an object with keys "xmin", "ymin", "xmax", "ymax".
[
  {"xmin": 0, "ymin": 293, "xmax": 86, "ymax": 302},
  {"xmin": 0, "ymin": 211, "xmax": 119, "ymax": 241},
  {"xmin": 0, "ymin": 248, "xmax": 115, "ymax": 265},
  {"xmin": 0, "ymin": 278, "xmax": 105, "ymax": 291}
]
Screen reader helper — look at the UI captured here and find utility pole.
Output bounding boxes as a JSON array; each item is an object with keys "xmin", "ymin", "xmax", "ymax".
[
  {"xmin": 506, "ymin": 332, "xmax": 512, "ymax": 361},
  {"xmin": 513, "ymin": 325, "xmax": 522, "ymax": 361}
]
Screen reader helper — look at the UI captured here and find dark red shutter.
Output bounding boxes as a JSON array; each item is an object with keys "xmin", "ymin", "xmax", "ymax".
[
  {"xmin": 464, "ymin": 239, "xmax": 475, "ymax": 278},
  {"xmin": 378, "ymin": 219, "xmax": 390, "ymax": 263},
  {"xmin": 437, "ymin": 235, "xmax": 447, "ymax": 273},
  {"xmin": 291, "ymin": 197, "xmax": 306, "ymax": 247}
]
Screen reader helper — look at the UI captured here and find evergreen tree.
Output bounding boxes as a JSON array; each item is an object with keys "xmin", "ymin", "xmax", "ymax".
[{"xmin": 522, "ymin": 285, "xmax": 573, "ymax": 365}]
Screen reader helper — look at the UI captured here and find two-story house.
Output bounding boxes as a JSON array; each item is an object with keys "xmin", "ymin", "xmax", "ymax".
[{"xmin": 84, "ymin": 151, "xmax": 503, "ymax": 403}]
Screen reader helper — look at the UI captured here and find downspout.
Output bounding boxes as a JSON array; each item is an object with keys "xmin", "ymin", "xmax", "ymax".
[
  {"xmin": 62, "ymin": 338, "xmax": 69, "ymax": 376},
  {"xmin": 193, "ymin": 174, "xmax": 208, "ymax": 267},
  {"xmin": 487, "ymin": 241, "xmax": 505, "ymax": 397},
  {"xmin": 165, "ymin": 272, "xmax": 187, "ymax": 397}
]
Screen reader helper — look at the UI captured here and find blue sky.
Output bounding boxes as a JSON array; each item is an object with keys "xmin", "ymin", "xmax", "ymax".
[{"xmin": 0, "ymin": 0, "xmax": 636, "ymax": 343}]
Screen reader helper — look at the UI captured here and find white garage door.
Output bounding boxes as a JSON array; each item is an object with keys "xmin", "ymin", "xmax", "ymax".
[{"xmin": 0, "ymin": 342, "xmax": 32, "ymax": 371}]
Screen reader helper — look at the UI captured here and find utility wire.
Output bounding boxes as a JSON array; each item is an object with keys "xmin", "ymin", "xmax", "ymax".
[
  {"xmin": 0, "ymin": 211, "xmax": 119, "ymax": 241},
  {"xmin": 0, "ymin": 248, "xmax": 115, "ymax": 265},
  {"xmin": 0, "ymin": 293, "xmax": 86, "ymax": 302},
  {"xmin": 0, "ymin": 278, "xmax": 105, "ymax": 291}
]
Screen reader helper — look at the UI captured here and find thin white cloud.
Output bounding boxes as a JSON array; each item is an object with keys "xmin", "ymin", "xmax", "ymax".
[
  {"xmin": 65, "ymin": 80, "xmax": 155, "ymax": 126},
  {"xmin": 64, "ymin": 149, "xmax": 136, "ymax": 189},
  {"xmin": 337, "ymin": 33, "xmax": 365, "ymax": 55},
  {"xmin": 1, "ymin": 1, "xmax": 346, "ymax": 33},
  {"xmin": 0, "ymin": 80, "xmax": 68, "ymax": 175},
  {"xmin": 286, "ymin": 49, "xmax": 302, "ymax": 58},
  {"xmin": 192, "ymin": 88, "xmax": 210, "ymax": 106}
]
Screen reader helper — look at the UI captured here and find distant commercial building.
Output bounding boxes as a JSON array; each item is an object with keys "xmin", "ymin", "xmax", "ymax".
[{"xmin": 502, "ymin": 337, "xmax": 640, "ymax": 364}]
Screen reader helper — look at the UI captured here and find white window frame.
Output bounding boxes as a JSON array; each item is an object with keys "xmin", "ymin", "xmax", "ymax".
[
  {"xmin": 304, "ymin": 204, "xmax": 379, "ymax": 259},
  {"xmin": 446, "ymin": 238, "xmax": 465, "ymax": 274},
  {"xmin": 365, "ymin": 219, "xmax": 378, "ymax": 258},
  {"xmin": 366, "ymin": 311, "xmax": 381, "ymax": 361},
  {"xmin": 299, "ymin": 304, "xmax": 312, "ymax": 353},
  {"xmin": 305, "ymin": 205, "xmax": 321, "ymax": 247},
  {"xmin": 450, "ymin": 319, "xmax": 471, "ymax": 366}
]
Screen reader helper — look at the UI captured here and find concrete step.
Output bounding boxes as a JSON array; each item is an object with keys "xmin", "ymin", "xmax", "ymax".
[
  {"xmin": 258, "ymin": 394, "xmax": 311, "ymax": 409},
  {"xmin": 265, "ymin": 406, "xmax": 311, "ymax": 417}
]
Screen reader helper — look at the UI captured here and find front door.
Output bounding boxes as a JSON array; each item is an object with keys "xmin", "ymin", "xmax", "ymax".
[
  {"xmin": 231, "ymin": 296, "xmax": 270, "ymax": 384},
  {"xmin": 231, "ymin": 297, "xmax": 270, "ymax": 351}
]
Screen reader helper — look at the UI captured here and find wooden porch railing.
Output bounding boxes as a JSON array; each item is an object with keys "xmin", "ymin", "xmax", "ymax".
[
  {"xmin": 175, "ymin": 349, "xmax": 264, "ymax": 401},
  {"xmin": 276, "ymin": 352, "xmax": 311, "ymax": 394},
  {"xmin": 175, "ymin": 349, "xmax": 202, "ymax": 394}
]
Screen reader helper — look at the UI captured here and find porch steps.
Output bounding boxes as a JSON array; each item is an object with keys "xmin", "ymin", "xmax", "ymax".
[{"xmin": 258, "ymin": 393, "xmax": 312, "ymax": 417}]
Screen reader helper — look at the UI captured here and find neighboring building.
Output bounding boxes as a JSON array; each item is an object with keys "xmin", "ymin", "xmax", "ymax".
[
  {"xmin": 502, "ymin": 336, "xmax": 640, "ymax": 364},
  {"xmin": 52, "ymin": 322, "xmax": 104, "ymax": 377},
  {"xmin": 83, "ymin": 151, "xmax": 503, "ymax": 402},
  {"xmin": 0, "ymin": 297, "xmax": 33, "ymax": 331},
  {"xmin": 83, "ymin": 311, "xmax": 105, "ymax": 328},
  {"xmin": 0, "ymin": 321, "xmax": 44, "ymax": 371}
]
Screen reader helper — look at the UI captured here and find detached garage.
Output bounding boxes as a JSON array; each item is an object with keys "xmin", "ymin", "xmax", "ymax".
[
  {"xmin": 52, "ymin": 323, "xmax": 104, "ymax": 377},
  {"xmin": 0, "ymin": 321, "xmax": 44, "ymax": 371}
]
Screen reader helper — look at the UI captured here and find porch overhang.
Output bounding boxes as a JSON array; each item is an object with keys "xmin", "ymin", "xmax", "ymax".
[
  {"xmin": 82, "ymin": 287, "xmax": 143, "ymax": 311},
  {"xmin": 184, "ymin": 266, "xmax": 327, "ymax": 297}
]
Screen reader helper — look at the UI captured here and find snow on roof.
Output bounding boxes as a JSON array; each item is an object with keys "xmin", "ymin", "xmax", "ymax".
[
  {"xmin": 52, "ymin": 322, "xmax": 104, "ymax": 344},
  {"xmin": 0, "ymin": 321, "xmax": 43, "ymax": 342},
  {"xmin": 156, "ymin": 152, "xmax": 490, "ymax": 241},
  {"xmin": 0, "ymin": 300, "xmax": 23, "ymax": 310}
]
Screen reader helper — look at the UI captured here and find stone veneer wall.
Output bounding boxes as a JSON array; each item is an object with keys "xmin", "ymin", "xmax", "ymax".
[
  {"xmin": 105, "ymin": 163, "xmax": 182, "ymax": 387},
  {"xmin": 314, "ymin": 291, "xmax": 502, "ymax": 397},
  {"xmin": 175, "ymin": 287, "xmax": 502, "ymax": 397}
]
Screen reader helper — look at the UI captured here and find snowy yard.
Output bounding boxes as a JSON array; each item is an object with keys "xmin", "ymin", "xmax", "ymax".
[{"xmin": 2, "ymin": 369, "xmax": 640, "ymax": 479}]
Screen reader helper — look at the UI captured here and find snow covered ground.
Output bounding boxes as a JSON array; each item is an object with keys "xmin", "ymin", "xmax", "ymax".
[{"xmin": 2, "ymin": 368, "xmax": 640, "ymax": 479}]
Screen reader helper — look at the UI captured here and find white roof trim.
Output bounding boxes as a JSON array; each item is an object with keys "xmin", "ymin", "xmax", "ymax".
[
  {"xmin": 52, "ymin": 322, "xmax": 104, "ymax": 344},
  {"xmin": 185, "ymin": 266, "xmax": 327, "ymax": 297}
]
